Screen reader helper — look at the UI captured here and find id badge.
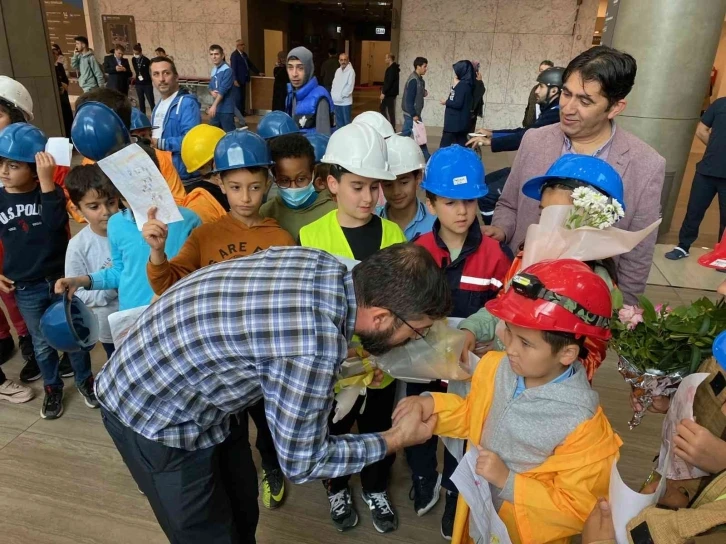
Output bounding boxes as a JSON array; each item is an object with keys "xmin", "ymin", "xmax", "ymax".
[{"xmin": 138, "ymin": 75, "xmax": 144, "ymax": 81}]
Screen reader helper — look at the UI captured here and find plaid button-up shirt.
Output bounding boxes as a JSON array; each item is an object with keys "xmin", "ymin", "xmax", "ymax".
[{"xmin": 95, "ymin": 246, "xmax": 387, "ymax": 483}]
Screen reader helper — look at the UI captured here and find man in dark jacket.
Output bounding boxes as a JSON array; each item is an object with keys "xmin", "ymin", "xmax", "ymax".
[
  {"xmin": 132, "ymin": 44, "xmax": 155, "ymax": 114},
  {"xmin": 440, "ymin": 60, "xmax": 474, "ymax": 147},
  {"xmin": 379, "ymin": 53, "xmax": 400, "ymax": 127},
  {"xmin": 468, "ymin": 66, "xmax": 563, "ymax": 153},
  {"xmin": 230, "ymin": 39, "xmax": 261, "ymax": 116},
  {"xmin": 320, "ymin": 49, "xmax": 339, "ymax": 92},
  {"xmin": 401, "ymin": 56, "xmax": 430, "ymax": 159},
  {"xmin": 522, "ymin": 60, "xmax": 554, "ymax": 127},
  {"xmin": 104, "ymin": 45, "xmax": 131, "ymax": 96}
]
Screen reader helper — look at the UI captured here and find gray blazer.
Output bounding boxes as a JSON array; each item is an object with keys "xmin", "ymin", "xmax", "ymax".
[{"xmin": 492, "ymin": 122, "xmax": 666, "ymax": 304}]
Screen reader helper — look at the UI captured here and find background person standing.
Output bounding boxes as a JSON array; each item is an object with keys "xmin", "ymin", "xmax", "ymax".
[
  {"xmin": 666, "ymin": 96, "xmax": 726, "ymax": 261},
  {"xmin": 207, "ymin": 44, "xmax": 236, "ymax": 132},
  {"xmin": 132, "ymin": 44, "xmax": 155, "ymax": 114},
  {"xmin": 320, "ymin": 48, "xmax": 339, "ymax": 92},
  {"xmin": 103, "ymin": 45, "xmax": 131, "ymax": 96},
  {"xmin": 272, "ymin": 51, "xmax": 289, "ymax": 112},
  {"xmin": 401, "ymin": 56, "xmax": 430, "ymax": 159},
  {"xmin": 71, "ymin": 36, "xmax": 105, "ymax": 93},
  {"xmin": 522, "ymin": 60, "xmax": 554, "ymax": 128},
  {"xmin": 380, "ymin": 53, "xmax": 400, "ymax": 128},
  {"xmin": 331, "ymin": 53, "xmax": 355, "ymax": 128},
  {"xmin": 230, "ymin": 39, "xmax": 261, "ymax": 116}
]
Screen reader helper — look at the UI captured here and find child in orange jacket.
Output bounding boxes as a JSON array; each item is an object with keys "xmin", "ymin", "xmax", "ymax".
[{"xmin": 394, "ymin": 259, "xmax": 622, "ymax": 544}]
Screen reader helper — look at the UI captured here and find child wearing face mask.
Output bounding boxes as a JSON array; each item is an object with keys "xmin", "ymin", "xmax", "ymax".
[{"xmin": 261, "ymin": 133, "xmax": 336, "ymax": 240}]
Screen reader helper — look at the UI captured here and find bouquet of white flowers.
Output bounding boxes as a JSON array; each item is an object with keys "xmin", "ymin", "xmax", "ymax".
[{"xmin": 565, "ymin": 187, "xmax": 625, "ymax": 230}]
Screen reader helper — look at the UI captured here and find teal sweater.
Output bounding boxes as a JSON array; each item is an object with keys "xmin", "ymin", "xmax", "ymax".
[{"xmin": 90, "ymin": 207, "xmax": 201, "ymax": 310}]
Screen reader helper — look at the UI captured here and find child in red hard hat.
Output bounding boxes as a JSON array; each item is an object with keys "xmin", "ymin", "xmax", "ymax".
[{"xmin": 395, "ymin": 259, "xmax": 623, "ymax": 544}]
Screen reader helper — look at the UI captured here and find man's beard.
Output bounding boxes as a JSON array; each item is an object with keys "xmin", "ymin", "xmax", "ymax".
[{"xmin": 356, "ymin": 323, "xmax": 404, "ymax": 357}]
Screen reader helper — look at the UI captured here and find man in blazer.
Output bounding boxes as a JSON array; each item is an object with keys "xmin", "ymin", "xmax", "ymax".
[
  {"xmin": 104, "ymin": 45, "xmax": 131, "ymax": 96},
  {"xmin": 488, "ymin": 46, "xmax": 665, "ymax": 304}
]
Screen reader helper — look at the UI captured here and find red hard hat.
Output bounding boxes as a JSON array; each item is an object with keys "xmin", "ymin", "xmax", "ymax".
[{"xmin": 486, "ymin": 259, "xmax": 612, "ymax": 341}]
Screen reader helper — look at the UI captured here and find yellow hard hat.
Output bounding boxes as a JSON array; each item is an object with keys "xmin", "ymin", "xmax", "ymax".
[{"xmin": 181, "ymin": 124, "xmax": 226, "ymax": 173}]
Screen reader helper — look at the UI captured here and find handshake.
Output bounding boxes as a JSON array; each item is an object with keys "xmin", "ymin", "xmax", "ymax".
[{"xmin": 384, "ymin": 396, "xmax": 437, "ymax": 452}]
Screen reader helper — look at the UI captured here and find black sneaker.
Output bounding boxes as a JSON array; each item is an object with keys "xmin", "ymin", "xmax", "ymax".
[
  {"xmin": 325, "ymin": 484, "xmax": 359, "ymax": 532},
  {"xmin": 409, "ymin": 473, "xmax": 442, "ymax": 516},
  {"xmin": 361, "ymin": 489, "xmax": 398, "ymax": 534},
  {"xmin": 18, "ymin": 334, "xmax": 34, "ymax": 360},
  {"xmin": 441, "ymin": 490, "xmax": 458, "ymax": 541},
  {"xmin": 19, "ymin": 355, "xmax": 41, "ymax": 383},
  {"xmin": 76, "ymin": 375, "xmax": 99, "ymax": 408},
  {"xmin": 41, "ymin": 386, "xmax": 64, "ymax": 419},
  {"xmin": 59, "ymin": 353, "xmax": 74, "ymax": 378},
  {"xmin": 0, "ymin": 336, "xmax": 15, "ymax": 365}
]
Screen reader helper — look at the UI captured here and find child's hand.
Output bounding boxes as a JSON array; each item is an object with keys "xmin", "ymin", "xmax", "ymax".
[
  {"xmin": 142, "ymin": 207, "xmax": 169, "ymax": 252},
  {"xmin": 719, "ymin": 279, "xmax": 726, "ymax": 296},
  {"xmin": 630, "ymin": 391, "xmax": 670, "ymax": 414},
  {"xmin": 475, "ymin": 446, "xmax": 510, "ymax": 488},
  {"xmin": 460, "ymin": 329, "xmax": 476, "ymax": 365},
  {"xmin": 392, "ymin": 395, "xmax": 434, "ymax": 426},
  {"xmin": 54, "ymin": 276, "xmax": 90, "ymax": 298},
  {"xmin": 0, "ymin": 274, "xmax": 15, "ymax": 293},
  {"xmin": 674, "ymin": 418, "xmax": 726, "ymax": 474},
  {"xmin": 581, "ymin": 499, "xmax": 615, "ymax": 544},
  {"xmin": 35, "ymin": 152, "xmax": 57, "ymax": 190}
]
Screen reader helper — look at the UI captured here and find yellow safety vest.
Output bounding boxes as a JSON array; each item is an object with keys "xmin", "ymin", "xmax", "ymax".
[{"xmin": 299, "ymin": 210, "xmax": 407, "ymax": 258}]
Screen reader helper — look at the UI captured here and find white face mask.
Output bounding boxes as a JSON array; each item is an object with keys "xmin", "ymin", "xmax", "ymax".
[{"xmin": 134, "ymin": 54, "xmax": 141, "ymax": 58}]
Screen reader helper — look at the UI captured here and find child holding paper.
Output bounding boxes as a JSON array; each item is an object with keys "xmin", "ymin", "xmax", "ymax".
[
  {"xmin": 299, "ymin": 122, "xmax": 406, "ymax": 534},
  {"xmin": 395, "ymin": 259, "xmax": 623, "ymax": 544},
  {"xmin": 0, "ymin": 123, "xmax": 98, "ymax": 418},
  {"xmin": 54, "ymin": 145, "xmax": 201, "ymax": 310},
  {"xmin": 409, "ymin": 145, "xmax": 510, "ymax": 536},
  {"xmin": 63, "ymin": 164, "xmax": 121, "ymax": 358}
]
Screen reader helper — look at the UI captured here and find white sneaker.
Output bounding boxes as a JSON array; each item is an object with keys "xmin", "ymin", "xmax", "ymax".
[{"xmin": 0, "ymin": 379, "xmax": 35, "ymax": 404}]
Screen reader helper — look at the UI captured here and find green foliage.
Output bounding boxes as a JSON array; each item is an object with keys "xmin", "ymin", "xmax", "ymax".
[{"xmin": 611, "ymin": 296, "xmax": 726, "ymax": 374}]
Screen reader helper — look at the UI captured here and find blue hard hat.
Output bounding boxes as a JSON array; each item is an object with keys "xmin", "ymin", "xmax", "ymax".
[
  {"xmin": 714, "ymin": 331, "xmax": 726, "ymax": 371},
  {"xmin": 130, "ymin": 107, "xmax": 156, "ymax": 132},
  {"xmin": 39, "ymin": 296, "xmax": 99, "ymax": 353},
  {"xmin": 71, "ymin": 101, "xmax": 131, "ymax": 161},
  {"xmin": 213, "ymin": 129, "xmax": 272, "ymax": 173},
  {"xmin": 304, "ymin": 132, "xmax": 330, "ymax": 164},
  {"xmin": 0, "ymin": 123, "xmax": 47, "ymax": 163},
  {"xmin": 522, "ymin": 154, "xmax": 626, "ymax": 210},
  {"xmin": 421, "ymin": 145, "xmax": 487, "ymax": 200},
  {"xmin": 257, "ymin": 111, "xmax": 300, "ymax": 140}
]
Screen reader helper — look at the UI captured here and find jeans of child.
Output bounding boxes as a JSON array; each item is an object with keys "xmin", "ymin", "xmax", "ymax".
[
  {"xmin": 334, "ymin": 105, "xmax": 352, "ymax": 128},
  {"xmin": 210, "ymin": 112, "xmax": 236, "ymax": 133},
  {"xmin": 0, "ymin": 290, "xmax": 28, "ymax": 339},
  {"xmin": 677, "ymin": 172, "xmax": 726, "ymax": 252},
  {"xmin": 324, "ymin": 382, "xmax": 397, "ymax": 493},
  {"xmin": 102, "ymin": 342, "xmax": 115, "ymax": 359},
  {"xmin": 404, "ymin": 381, "xmax": 458, "ymax": 492},
  {"xmin": 13, "ymin": 279, "xmax": 92, "ymax": 389},
  {"xmin": 102, "ymin": 407, "xmax": 259, "ymax": 543},
  {"xmin": 247, "ymin": 399, "xmax": 281, "ymax": 472},
  {"xmin": 401, "ymin": 115, "xmax": 431, "ymax": 160}
]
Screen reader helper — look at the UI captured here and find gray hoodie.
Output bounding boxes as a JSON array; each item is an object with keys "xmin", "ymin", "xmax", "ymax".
[
  {"xmin": 71, "ymin": 50, "xmax": 106, "ymax": 92},
  {"xmin": 287, "ymin": 46, "xmax": 314, "ymax": 87}
]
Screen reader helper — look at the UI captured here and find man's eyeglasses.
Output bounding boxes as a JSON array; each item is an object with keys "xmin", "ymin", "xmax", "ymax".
[
  {"xmin": 390, "ymin": 309, "xmax": 431, "ymax": 340},
  {"xmin": 276, "ymin": 176, "xmax": 311, "ymax": 189}
]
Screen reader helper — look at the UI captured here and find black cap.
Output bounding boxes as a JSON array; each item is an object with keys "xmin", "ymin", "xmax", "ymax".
[{"xmin": 537, "ymin": 67, "xmax": 565, "ymax": 88}]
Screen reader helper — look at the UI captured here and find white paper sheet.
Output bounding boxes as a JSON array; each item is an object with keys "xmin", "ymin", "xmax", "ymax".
[
  {"xmin": 108, "ymin": 305, "xmax": 150, "ymax": 346},
  {"xmin": 45, "ymin": 137, "xmax": 72, "ymax": 167},
  {"xmin": 450, "ymin": 448, "xmax": 513, "ymax": 544},
  {"xmin": 97, "ymin": 144, "xmax": 183, "ymax": 230},
  {"xmin": 609, "ymin": 453, "xmax": 669, "ymax": 544},
  {"xmin": 657, "ymin": 372, "xmax": 710, "ymax": 480}
]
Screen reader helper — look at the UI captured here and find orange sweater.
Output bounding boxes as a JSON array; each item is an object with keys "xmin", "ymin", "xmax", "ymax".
[{"xmin": 147, "ymin": 214, "xmax": 295, "ymax": 294}]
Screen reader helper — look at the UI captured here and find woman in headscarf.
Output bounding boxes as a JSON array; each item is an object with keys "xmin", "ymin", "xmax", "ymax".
[
  {"xmin": 469, "ymin": 60, "xmax": 486, "ymax": 134},
  {"xmin": 440, "ymin": 60, "xmax": 475, "ymax": 147}
]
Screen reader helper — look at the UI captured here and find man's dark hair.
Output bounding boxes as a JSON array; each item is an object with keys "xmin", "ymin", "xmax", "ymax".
[
  {"xmin": 74, "ymin": 36, "xmax": 89, "ymax": 47},
  {"xmin": 150, "ymin": 56, "xmax": 178, "ymax": 75},
  {"xmin": 75, "ymin": 87, "xmax": 132, "ymax": 129},
  {"xmin": 209, "ymin": 44, "xmax": 224, "ymax": 54},
  {"xmin": 155, "ymin": 47, "xmax": 166, "ymax": 55},
  {"xmin": 133, "ymin": 43, "xmax": 142, "ymax": 53},
  {"xmin": 269, "ymin": 134, "xmax": 315, "ymax": 172},
  {"xmin": 114, "ymin": 45, "xmax": 125, "ymax": 53},
  {"xmin": 388, "ymin": 53, "xmax": 396, "ymax": 62},
  {"xmin": 65, "ymin": 164, "xmax": 121, "ymax": 207},
  {"xmin": 540, "ymin": 59, "xmax": 554, "ymax": 68},
  {"xmin": 353, "ymin": 244, "xmax": 452, "ymax": 322},
  {"xmin": 328, "ymin": 48, "xmax": 337, "ymax": 56},
  {"xmin": 562, "ymin": 45, "xmax": 637, "ymax": 108},
  {"xmin": 413, "ymin": 57, "xmax": 428, "ymax": 69},
  {"xmin": 542, "ymin": 330, "xmax": 587, "ymax": 359}
]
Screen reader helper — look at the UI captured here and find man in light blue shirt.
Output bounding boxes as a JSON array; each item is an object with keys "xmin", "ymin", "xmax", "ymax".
[{"xmin": 378, "ymin": 134, "xmax": 434, "ymax": 240}]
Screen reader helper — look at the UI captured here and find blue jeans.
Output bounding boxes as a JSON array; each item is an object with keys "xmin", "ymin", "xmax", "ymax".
[
  {"xmin": 210, "ymin": 112, "xmax": 236, "ymax": 132},
  {"xmin": 13, "ymin": 279, "xmax": 92, "ymax": 388},
  {"xmin": 102, "ymin": 342, "xmax": 115, "ymax": 359},
  {"xmin": 401, "ymin": 115, "xmax": 431, "ymax": 160},
  {"xmin": 334, "ymin": 105, "xmax": 352, "ymax": 128}
]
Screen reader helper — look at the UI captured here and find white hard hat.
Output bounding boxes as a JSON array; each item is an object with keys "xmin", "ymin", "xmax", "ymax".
[
  {"xmin": 0, "ymin": 76, "xmax": 33, "ymax": 121},
  {"xmin": 386, "ymin": 134, "xmax": 426, "ymax": 176},
  {"xmin": 322, "ymin": 123, "xmax": 395, "ymax": 180},
  {"xmin": 353, "ymin": 111, "xmax": 394, "ymax": 139}
]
